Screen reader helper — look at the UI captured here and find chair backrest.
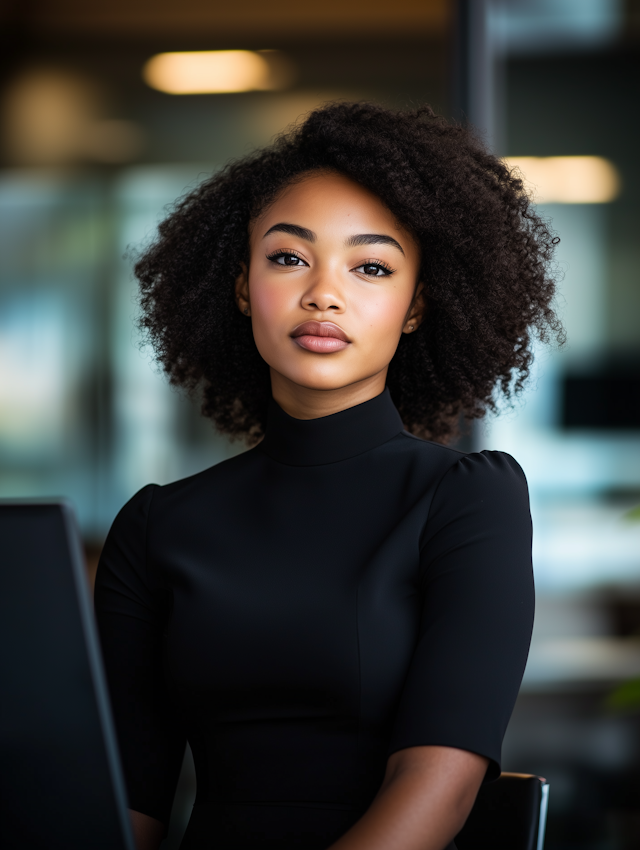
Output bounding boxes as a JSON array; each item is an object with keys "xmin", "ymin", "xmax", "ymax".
[{"xmin": 455, "ymin": 772, "xmax": 550, "ymax": 850}]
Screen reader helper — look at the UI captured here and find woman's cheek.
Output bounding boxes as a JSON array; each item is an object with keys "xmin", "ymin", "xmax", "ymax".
[
  {"xmin": 360, "ymin": 293, "xmax": 407, "ymax": 350},
  {"xmin": 252, "ymin": 276, "xmax": 293, "ymax": 324},
  {"xmin": 249, "ymin": 278, "xmax": 294, "ymax": 363}
]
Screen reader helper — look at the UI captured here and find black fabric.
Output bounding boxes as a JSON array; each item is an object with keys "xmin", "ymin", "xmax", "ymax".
[{"xmin": 95, "ymin": 389, "xmax": 534, "ymax": 849}]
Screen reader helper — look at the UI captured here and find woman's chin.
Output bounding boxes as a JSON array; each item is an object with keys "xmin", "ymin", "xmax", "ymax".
[{"xmin": 271, "ymin": 365, "xmax": 385, "ymax": 395}]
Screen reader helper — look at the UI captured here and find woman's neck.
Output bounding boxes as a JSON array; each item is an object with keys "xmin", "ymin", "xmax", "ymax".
[{"xmin": 269, "ymin": 367, "xmax": 388, "ymax": 421}]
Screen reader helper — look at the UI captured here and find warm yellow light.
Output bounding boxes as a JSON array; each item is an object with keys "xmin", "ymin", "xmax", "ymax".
[
  {"xmin": 505, "ymin": 156, "xmax": 620, "ymax": 204},
  {"xmin": 143, "ymin": 50, "xmax": 275, "ymax": 95}
]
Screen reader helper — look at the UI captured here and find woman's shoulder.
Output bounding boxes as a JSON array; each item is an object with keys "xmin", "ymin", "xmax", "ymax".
[
  {"xmin": 155, "ymin": 444, "xmax": 261, "ymax": 498},
  {"xmin": 442, "ymin": 447, "xmax": 527, "ymax": 485},
  {"xmin": 419, "ymin": 445, "xmax": 531, "ymax": 554},
  {"xmin": 392, "ymin": 430, "xmax": 527, "ymax": 492},
  {"xmin": 106, "ymin": 448, "xmax": 258, "ymax": 538}
]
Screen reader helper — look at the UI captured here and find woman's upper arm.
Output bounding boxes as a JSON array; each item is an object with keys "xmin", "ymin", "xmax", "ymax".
[
  {"xmin": 330, "ymin": 746, "xmax": 490, "ymax": 850},
  {"xmin": 129, "ymin": 808, "xmax": 166, "ymax": 850},
  {"xmin": 95, "ymin": 485, "xmax": 186, "ymax": 827},
  {"xmin": 383, "ymin": 745, "xmax": 488, "ymax": 809},
  {"xmin": 389, "ymin": 451, "xmax": 534, "ymax": 779}
]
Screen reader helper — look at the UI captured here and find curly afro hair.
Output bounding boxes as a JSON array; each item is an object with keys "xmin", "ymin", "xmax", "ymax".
[{"xmin": 135, "ymin": 101, "xmax": 563, "ymax": 445}]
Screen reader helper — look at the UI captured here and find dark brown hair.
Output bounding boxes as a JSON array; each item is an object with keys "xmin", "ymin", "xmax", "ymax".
[{"xmin": 135, "ymin": 101, "xmax": 563, "ymax": 444}]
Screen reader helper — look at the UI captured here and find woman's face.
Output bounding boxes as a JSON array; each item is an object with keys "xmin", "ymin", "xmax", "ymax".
[{"xmin": 236, "ymin": 170, "xmax": 423, "ymax": 410}]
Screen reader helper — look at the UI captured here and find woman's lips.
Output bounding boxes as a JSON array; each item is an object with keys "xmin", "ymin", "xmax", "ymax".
[{"xmin": 291, "ymin": 321, "xmax": 350, "ymax": 353}]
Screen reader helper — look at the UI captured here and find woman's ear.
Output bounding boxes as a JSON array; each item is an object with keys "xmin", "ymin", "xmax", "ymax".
[
  {"xmin": 402, "ymin": 281, "xmax": 426, "ymax": 335},
  {"xmin": 235, "ymin": 263, "xmax": 251, "ymax": 317}
]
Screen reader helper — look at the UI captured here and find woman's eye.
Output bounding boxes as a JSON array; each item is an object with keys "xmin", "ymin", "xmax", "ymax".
[
  {"xmin": 269, "ymin": 252, "xmax": 306, "ymax": 267},
  {"xmin": 355, "ymin": 262, "xmax": 392, "ymax": 277}
]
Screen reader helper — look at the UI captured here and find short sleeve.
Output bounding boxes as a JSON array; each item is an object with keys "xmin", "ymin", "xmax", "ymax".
[
  {"xmin": 388, "ymin": 451, "xmax": 534, "ymax": 780},
  {"xmin": 94, "ymin": 485, "xmax": 186, "ymax": 824}
]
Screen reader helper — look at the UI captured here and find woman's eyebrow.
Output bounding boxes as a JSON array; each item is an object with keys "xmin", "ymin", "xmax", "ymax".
[
  {"xmin": 263, "ymin": 222, "xmax": 316, "ymax": 242},
  {"xmin": 345, "ymin": 233, "xmax": 405, "ymax": 256}
]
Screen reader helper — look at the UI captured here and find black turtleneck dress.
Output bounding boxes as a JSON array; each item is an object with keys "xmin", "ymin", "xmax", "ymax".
[{"xmin": 95, "ymin": 390, "xmax": 534, "ymax": 850}]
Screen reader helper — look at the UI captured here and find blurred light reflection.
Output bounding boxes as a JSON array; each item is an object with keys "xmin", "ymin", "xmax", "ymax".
[
  {"xmin": 142, "ymin": 50, "xmax": 291, "ymax": 95},
  {"xmin": 506, "ymin": 156, "xmax": 621, "ymax": 203},
  {"xmin": 2, "ymin": 69, "xmax": 145, "ymax": 165}
]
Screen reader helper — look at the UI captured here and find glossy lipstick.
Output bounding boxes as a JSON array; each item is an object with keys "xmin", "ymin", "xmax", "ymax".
[{"xmin": 291, "ymin": 321, "xmax": 350, "ymax": 353}]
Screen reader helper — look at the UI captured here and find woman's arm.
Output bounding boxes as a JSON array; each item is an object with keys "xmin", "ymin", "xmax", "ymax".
[
  {"xmin": 130, "ymin": 809, "xmax": 165, "ymax": 850},
  {"xmin": 95, "ymin": 488, "xmax": 187, "ymax": 840},
  {"xmin": 329, "ymin": 745, "xmax": 488, "ymax": 850}
]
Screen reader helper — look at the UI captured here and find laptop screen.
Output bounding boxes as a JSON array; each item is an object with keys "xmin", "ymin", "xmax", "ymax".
[{"xmin": 0, "ymin": 501, "xmax": 135, "ymax": 850}]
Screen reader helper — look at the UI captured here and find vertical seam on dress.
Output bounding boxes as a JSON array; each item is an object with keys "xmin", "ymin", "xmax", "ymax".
[{"xmin": 355, "ymin": 584, "xmax": 362, "ymax": 783}]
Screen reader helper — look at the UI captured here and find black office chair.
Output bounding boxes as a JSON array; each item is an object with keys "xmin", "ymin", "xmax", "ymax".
[{"xmin": 456, "ymin": 773, "xmax": 550, "ymax": 850}]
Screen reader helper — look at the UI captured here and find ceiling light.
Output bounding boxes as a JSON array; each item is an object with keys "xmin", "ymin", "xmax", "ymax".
[
  {"xmin": 143, "ymin": 50, "xmax": 275, "ymax": 95},
  {"xmin": 506, "ymin": 156, "xmax": 620, "ymax": 204}
]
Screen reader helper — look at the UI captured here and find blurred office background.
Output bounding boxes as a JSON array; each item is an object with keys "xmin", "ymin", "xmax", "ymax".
[{"xmin": 1, "ymin": 0, "xmax": 639, "ymax": 847}]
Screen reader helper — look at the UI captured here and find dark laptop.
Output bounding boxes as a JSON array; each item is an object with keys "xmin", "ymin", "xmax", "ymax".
[{"xmin": 0, "ymin": 500, "xmax": 135, "ymax": 850}]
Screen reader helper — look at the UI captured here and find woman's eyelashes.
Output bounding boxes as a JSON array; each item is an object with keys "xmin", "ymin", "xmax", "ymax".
[
  {"xmin": 266, "ymin": 250, "xmax": 307, "ymax": 267},
  {"xmin": 353, "ymin": 260, "xmax": 395, "ymax": 277},
  {"xmin": 266, "ymin": 250, "xmax": 395, "ymax": 278}
]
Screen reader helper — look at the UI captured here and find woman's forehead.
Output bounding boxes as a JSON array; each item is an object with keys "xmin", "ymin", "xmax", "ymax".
[{"xmin": 250, "ymin": 171, "xmax": 415, "ymax": 249}]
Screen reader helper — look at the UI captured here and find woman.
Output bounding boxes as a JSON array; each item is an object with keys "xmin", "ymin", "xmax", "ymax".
[{"xmin": 95, "ymin": 102, "xmax": 562, "ymax": 850}]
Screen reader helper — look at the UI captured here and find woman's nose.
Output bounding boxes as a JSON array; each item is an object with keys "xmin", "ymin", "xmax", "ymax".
[{"xmin": 302, "ymin": 271, "xmax": 345, "ymax": 312}]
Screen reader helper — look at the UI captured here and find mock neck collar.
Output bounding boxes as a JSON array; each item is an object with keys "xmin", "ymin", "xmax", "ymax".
[{"xmin": 258, "ymin": 388, "xmax": 404, "ymax": 467}]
